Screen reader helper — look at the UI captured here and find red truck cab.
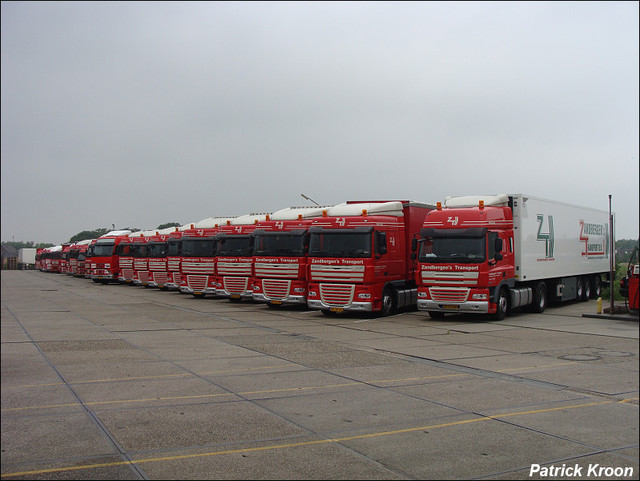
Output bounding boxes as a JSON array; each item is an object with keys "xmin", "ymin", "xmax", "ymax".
[
  {"xmin": 179, "ymin": 217, "xmax": 234, "ymax": 297},
  {"xmin": 147, "ymin": 227, "xmax": 177, "ymax": 289},
  {"xmin": 306, "ymin": 201, "xmax": 434, "ymax": 316},
  {"xmin": 91, "ymin": 230, "xmax": 132, "ymax": 284},
  {"xmin": 214, "ymin": 213, "xmax": 269, "ymax": 301},
  {"xmin": 252, "ymin": 206, "xmax": 329, "ymax": 307}
]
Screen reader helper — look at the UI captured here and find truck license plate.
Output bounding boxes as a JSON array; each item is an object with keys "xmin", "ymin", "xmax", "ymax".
[
  {"xmin": 442, "ymin": 305, "xmax": 459, "ymax": 310},
  {"xmin": 231, "ymin": 294, "xmax": 241, "ymax": 299},
  {"xmin": 270, "ymin": 300, "xmax": 282, "ymax": 305},
  {"xmin": 330, "ymin": 307, "xmax": 344, "ymax": 313}
]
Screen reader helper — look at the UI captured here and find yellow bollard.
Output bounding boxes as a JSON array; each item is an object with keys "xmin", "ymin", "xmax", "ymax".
[{"xmin": 596, "ymin": 297, "xmax": 602, "ymax": 314}]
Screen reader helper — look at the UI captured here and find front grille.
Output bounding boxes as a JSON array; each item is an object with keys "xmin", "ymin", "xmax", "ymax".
[
  {"xmin": 223, "ymin": 277, "xmax": 249, "ymax": 294},
  {"xmin": 429, "ymin": 287, "xmax": 470, "ymax": 302},
  {"xmin": 187, "ymin": 275, "xmax": 208, "ymax": 291},
  {"xmin": 263, "ymin": 279, "xmax": 291, "ymax": 300},
  {"xmin": 319, "ymin": 284, "xmax": 355, "ymax": 307},
  {"xmin": 121, "ymin": 268, "xmax": 134, "ymax": 280},
  {"xmin": 137, "ymin": 271, "xmax": 149, "ymax": 283},
  {"xmin": 151, "ymin": 272, "xmax": 168, "ymax": 285}
]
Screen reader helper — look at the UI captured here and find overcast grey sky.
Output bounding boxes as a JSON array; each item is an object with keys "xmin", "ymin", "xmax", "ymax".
[{"xmin": 2, "ymin": 1, "xmax": 638, "ymax": 245}]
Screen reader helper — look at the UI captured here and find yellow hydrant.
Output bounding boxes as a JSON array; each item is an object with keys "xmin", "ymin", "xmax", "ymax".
[{"xmin": 596, "ymin": 297, "xmax": 603, "ymax": 314}]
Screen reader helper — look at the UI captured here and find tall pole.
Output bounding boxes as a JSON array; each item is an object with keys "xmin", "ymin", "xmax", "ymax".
[{"xmin": 609, "ymin": 194, "xmax": 615, "ymax": 313}]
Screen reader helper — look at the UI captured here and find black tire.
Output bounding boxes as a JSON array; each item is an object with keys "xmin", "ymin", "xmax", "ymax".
[
  {"xmin": 493, "ymin": 288, "xmax": 508, "ymax": 321},
  {"xmin": 592, "ymin": 275, "xmax": 602, "ymax": 298},
  {"xmin": 192, "ymin": 293, "xmax": 205, "ymax": 298},
  {"xmin": 428, "ymin": 311, "xmax": 446, "ymax": 319},
  {"xmin": 582, "ymin": 277, "xmax": 591, "ymax": 301},
  {"xmin": 379, "ymin": 288, "xmax": 396, "ymax": 317},
  {"xmin": 530, "ymin": 282, "xmax": 547, "ymax": 313},
  {"xmin": 576, "ymin": 277, "xmax": 584, "ymax": 301}
]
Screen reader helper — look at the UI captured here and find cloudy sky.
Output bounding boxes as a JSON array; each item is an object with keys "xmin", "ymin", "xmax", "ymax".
[{"xmin": 2, "ymin": 1, "xmax": 638, "ymax": 244}]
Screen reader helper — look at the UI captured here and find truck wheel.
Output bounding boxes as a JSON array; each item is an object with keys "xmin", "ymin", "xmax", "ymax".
[
  {"xmin": 582, "ymin": 277, "xmax": 592, "ymax": 301},
  {"xmin": 380, "ymin": 288, "xmax": 397, "ymax": 317},
  {"xmin": 592, "ymin": 275, "xmax": 602, "ymax": 298},
  {"xmin": 530, "ymin": 282, "xmax": 547, "ymax": 313},
  {"xmin": 492, "ymin": 288, "xmax": 509, "ymax": 321},
  {"xmin": 576, "ymin": 277, "xmax": 584, "ymax": 301}
]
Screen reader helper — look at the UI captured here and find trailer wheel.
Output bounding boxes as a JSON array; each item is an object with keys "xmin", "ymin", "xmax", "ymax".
[
  {"xmin": 576, "ymin": 277, "xmax": 585, "ymax": 301},
  {"xmin": 493, "ymin": 288, "xmax": 508, "ymax": 321},
  {"xmin": 530, "ymin": 282, "xmax": 547, "ymax": 313},
  {"xmin": 379, "ymin": 288, "xmax": 397, "ymax": 317},
  {"xmin": 582, "ymin": 277, "xmax": 592, "ymax": 301},
  {"xmin": 592, "ymin": 275, "xmax": 602, "ymax": 298}
]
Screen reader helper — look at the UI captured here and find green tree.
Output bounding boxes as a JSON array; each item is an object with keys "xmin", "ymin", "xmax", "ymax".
[
  {"xmin": 69, "ymin": 228, "xmax": 109, "ymax": 243},
  {"xmin": 157, "ymin": 222, "xmax": 181, "ymax": 230}
]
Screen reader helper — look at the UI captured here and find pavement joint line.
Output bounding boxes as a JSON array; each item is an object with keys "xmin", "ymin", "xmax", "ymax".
[
  {"xmin": 0, "ymin": 361, "xmax": 579, "ymax": 393},
  {"xmin": 1, "ymin": 364, "xmax": 297, "ymax": 389},
  {"xmin": 1, "ymin": 398, "xmax": 635, "ymax": 479},
  {"xmin": 1, "ymin": 373, "xmax": 471, "ymax": 412}
]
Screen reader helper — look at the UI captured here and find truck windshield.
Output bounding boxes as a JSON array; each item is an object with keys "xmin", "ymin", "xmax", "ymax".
[
  {"xmin": 217, "ymin": 236, "xmax": 253, "ymax": 256},
  {"xmin": 182, "ymin": 238, "xmax": 215, "ymax": 257},
  {"xmin": 93, "ymin": 244, "xmax": 115, "ymax": 257},
  {"xmin": 167, "ymin": 240, "xmax": 181, "ymax": 256},
  {"xmin": 132, "ymin": 245, "xmax": 147, "ymax": 258},
  {"xmin": 254, "ymin": 233, "xmax": 306, "ymax": 256},
  {"xmin": 419, "ymin": 236, "xmax": 486, "ymax": 264},
  {"xmin": 308, "ymin": 231, "xmax": 372, "ymax": 258},
  {"xmin": 147, "ymin": 242, "xmax": 167, "ymax": 258}
]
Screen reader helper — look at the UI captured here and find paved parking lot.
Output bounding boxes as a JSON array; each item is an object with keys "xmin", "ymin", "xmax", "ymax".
[{"xmin": 1, "ymin": 270, "xmax": 638, "ymax": 480}]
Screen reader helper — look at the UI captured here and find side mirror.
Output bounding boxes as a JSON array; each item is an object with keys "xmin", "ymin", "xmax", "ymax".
[{"xmin": 411, "ymin": 238, "xmax": 418, "ymax": 252}]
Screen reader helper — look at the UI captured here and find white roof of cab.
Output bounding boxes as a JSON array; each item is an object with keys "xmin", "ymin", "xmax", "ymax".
[
  {"xmin": 270, "ymin": 206, "xmax": 330, "ymax": 220},
  {"xmin": 231, "ymin": 213, "xmax": 270, "ymax": 225},
  {"xmin": 444, "ymin": 194, "xmax": 509, "ymax": 208},
  {"xmin": 327, "ymin": 201, "xmax": 404, "ymax": 217},
  {"xmin": 100, "ymin": 230, "xmax": 132, "ymax": 238},
  {"xmin": 193, "ymin": 217, "xmax": 236, "ymax": 228}
]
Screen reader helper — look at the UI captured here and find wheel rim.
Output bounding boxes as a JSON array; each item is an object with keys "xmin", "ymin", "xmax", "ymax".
[
  {"xmin": 382, "ymin": 292, "xmax": 393, "ymax": 315},
  {"xmin": 498, "ymin": 292, "xmax": 508, "ymax": 313}
]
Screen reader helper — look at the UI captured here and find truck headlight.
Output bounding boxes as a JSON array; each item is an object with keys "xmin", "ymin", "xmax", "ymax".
[
  {"xmin": 358, "ymin": 293, "xmax": 371, "ymax": 299},
  {"xmin": 472, "ymin": 293, "xmax": 488, "ymax": 300}
]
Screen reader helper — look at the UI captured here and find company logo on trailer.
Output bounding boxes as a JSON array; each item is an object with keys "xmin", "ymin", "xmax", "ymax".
[
  {"xmin": 536, "ymin": 214, "xmax": 554, "ymax": 260},
  {"xmin": 579, "ymin": 220, "xmax": 608, "ymax": 258}
]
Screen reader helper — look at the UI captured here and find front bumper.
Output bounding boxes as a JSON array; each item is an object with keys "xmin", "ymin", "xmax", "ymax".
[
  {"xmin": 307, "ymin": 299, "xmax": 373, "ymax": 312},
  {"xmin": 417, "ymin": 299, "xmax": 489, "ymax": 313},
  {"xmin": 253, "ymin": 293, "xmax": 306, "ymax": 305}
]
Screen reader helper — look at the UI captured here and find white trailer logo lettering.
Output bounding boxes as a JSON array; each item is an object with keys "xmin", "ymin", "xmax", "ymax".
[
  {"xmin": 276, "ymin": 221, "xmax": 284, "ymax": 229},
  {"xmin": 336, "ymin": 218, "xmax": 346, "ymax": 227},
  {"xmin": 447, "ymin": 216, "xmax": 459, "ymax": 225}
]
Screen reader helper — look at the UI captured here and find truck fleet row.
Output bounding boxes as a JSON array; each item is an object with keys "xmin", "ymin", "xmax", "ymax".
[{"xmin": 35, "ymin": 194, "xmax": 612, "ymax": 320}]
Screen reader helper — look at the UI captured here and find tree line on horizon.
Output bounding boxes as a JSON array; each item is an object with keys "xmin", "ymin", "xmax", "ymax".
[{"xmin": 2, "ymin": 229, "xmax": 638, "ymax": 264}]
